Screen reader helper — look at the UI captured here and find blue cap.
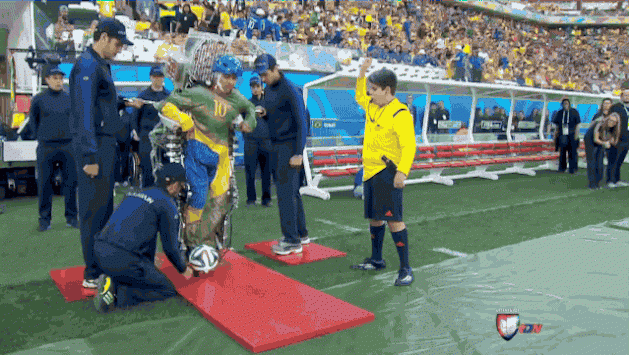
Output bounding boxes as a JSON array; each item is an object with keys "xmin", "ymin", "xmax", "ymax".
[
  {"xmin": 97, "ymin": 19, "xmax": 134, "ymax": 46},
  {"xmin": 149, "ymin": 65, "xmax": 165, "ymax": 77},
  {"xmin": 44, "ymin": 65, "xmax": 65, "ymax": 77},
  {"xmin": 254, "ymin": 54, "xmax": 277, "ymax": 75},
  {"xmin": 250, "ymin": 74, "xmax": 262, "ymax": 86},
  {"xmin": 157, "ymin": 163, "xmax": 187, "ymax": 183}
]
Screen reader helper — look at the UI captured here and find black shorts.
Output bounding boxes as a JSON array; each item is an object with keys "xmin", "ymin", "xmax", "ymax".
[{"xmin": 363, "ymin": 168, "xmax": 403, "ymax": 221}]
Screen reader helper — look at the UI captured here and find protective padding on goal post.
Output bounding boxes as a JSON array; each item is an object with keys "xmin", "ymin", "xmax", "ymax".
[
  {"xmin": 157, "ymin": 250, "xmax": 374, "ymax": 353},
  {"xmin": 244, "ymin": 240, "xmax": 347, "ymax": 265}
]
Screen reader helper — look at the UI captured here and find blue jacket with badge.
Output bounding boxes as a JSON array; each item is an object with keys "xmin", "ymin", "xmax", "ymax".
[
  {"xmin": 69, "ymin": 46, "xmax": 126, "ymax": 165},
  {"xmin": 28, "ymin": 89, "xmax": 73, "ymax": 143},
  {"xmin": 94, "ymin": 186, "xmax": 188, "ymax": 273},
  {"xmin": 134, "ymin": 87, "xmax": 171, "ymax": 136}
]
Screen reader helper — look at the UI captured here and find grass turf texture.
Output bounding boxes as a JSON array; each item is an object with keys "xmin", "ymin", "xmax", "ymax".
[{"xmin": 0, "ymin": 165, "xmax": 627, "ymax": 354}]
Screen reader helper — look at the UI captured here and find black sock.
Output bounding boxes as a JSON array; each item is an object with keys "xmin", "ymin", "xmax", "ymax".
[
  {"xmin": 391, "ymin": 229, "xmax": 410, "ymax": 269},
  {"xmin": 370, "ymin": 224, "xmax": 386, "ymax": 261}
]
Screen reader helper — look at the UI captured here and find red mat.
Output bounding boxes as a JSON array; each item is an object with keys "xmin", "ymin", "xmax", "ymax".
[
  {"xmin": 243, "ymin": 241, "xmax": 347, "ymax": 265},
  {"xmin": 49, "ymin": 259, "xmax": 171, "ymax": 302},
  {"xmin": 158, "ymin": 251, "xmax": 374, "ymax": 353}
]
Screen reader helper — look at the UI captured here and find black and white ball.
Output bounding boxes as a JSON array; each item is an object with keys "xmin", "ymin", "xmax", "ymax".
[{"xmin": 188, "ymin": 244, "xmax": 219, "ymax": 273}]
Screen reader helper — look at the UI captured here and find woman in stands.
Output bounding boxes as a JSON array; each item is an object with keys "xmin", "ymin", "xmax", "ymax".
[{"xmin": 584, "ymin": 113, "xmax": 621, "ymax": 190}]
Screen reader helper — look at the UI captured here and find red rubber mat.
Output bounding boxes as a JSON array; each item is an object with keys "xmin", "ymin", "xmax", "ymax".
[
  {"xmin": 49, "ymin": 266, "xmax": 97, "ymax": 302},
  {"xmin": 158, "ymin": 251, "xmax": 374, "ymax": 353},
  {"xmin": 243, "ymin": 241, "xmax": 347, "ymax": 265},
  {"xmin": 49, "ymin": 258, "xmax": 170, "ymax": 302}
]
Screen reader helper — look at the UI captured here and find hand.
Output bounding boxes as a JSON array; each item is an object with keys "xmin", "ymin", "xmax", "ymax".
[
  {"xmin": 126, "ymin": 98, "xmax": 145, "ymax": 109},
  {"xmin": 604, "ymin": 141, "xmax": 611, "ymax": 149},
  {"xmin": 393, "ymin": 171, "xmax": 406, "ymax": 189},
  {"xmin": 289, "ymin": 155, "xmax": 303, "ymax": 168},
  {"xmin": 83, "ymin": 164, "xmax": 99, "ymax": 178},
  {"xmin": 131, "ymin": 129, "xmax": 140, "ymax": 141},
  {"xmin": 182, "ymin": 265, "xmax": 194, "ymax": 279},
  {"xmin": 255, "ymin": 106, "xmax": 267, "ymax": 117},
  {"xmin": 359, "ymin": 57, "xmax": 373, "ymax": 77}
]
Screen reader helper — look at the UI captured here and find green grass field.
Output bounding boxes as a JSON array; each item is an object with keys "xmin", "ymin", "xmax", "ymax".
[{"xmin": 0, "ymin": 164, "xmax": 628, "ymax": 354}]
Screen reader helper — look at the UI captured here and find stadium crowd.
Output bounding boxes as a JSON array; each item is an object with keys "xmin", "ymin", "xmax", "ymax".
[{"xmin": 49, "ymin": 0, "xmax": 628, "ymax": 95}]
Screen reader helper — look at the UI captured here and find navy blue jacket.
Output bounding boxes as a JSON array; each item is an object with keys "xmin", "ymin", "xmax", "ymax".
[
  {"xmin": 245, "ymin": 93, "xmax": 270, "ymax": 141},
  {"xmin": 134, "ymin": 87, "xmax": 171, "ymax": 136},
  {"xmin": 610, "ymin": 102, "xmax": 629, "ymax": 139},
  {"xmin": 69, "ymin": 46, "xmax": 126, "ymax": 165},
  {"xmin": 29, "ymin": 88, "xmax": 72, "ymax": 143},
  {"xmin": 259, "ymin": 73, "xmax": 308, "ymax": 156},
  {"xmin": 94, "ymin": 186, "xmax": 188, "ymax": 273}
]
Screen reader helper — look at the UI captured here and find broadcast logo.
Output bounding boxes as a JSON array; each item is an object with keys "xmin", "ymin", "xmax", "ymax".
[{"xmin": 496, "ymin": 313, "xmax": 543, "ymax": 341}]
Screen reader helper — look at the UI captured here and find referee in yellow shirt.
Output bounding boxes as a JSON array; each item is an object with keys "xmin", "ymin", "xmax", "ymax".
[{"xmin": 351, "ymin": 58, "xmax": 416, "ymax": 286}]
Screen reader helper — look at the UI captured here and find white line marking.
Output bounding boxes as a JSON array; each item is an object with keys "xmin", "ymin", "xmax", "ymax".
[
  {"xmin": 407, "ymin": 192, "xmax": 585, "ymax": 225},
  {"xmin": 321, "ymin": 280, "xmax": 361, "ymax": 291},
  {"xmin": 432, "ymin": 247, "xmax": 469, "ymax": 258},
  {"xmin": 314, "ymin": 219, "xmax": 363, "ymax": 233}
]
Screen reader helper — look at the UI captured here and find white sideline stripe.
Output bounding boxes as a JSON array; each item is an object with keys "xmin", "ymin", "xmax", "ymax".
[
  {"xmin": 432, "ymin": 247, "xmax": 469, "ymax": 258},
  {"xmin": 314, "ymin": 219, "xmax": 363, "ymax": 233},
  {"xmin": 166, "ymin": 323, "xmax": 202, "ymax": 353},
  {"xmin": 406, "ymin": 191, "xmax": 585, "ymax": 225}
]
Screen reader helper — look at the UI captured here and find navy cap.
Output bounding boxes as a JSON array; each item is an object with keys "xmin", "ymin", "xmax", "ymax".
[
  {"xmin": 157, "ymin": 163, "xmax": 187, "ymax": 183},
  {"xmin": 44, "ymin": 65, "xmax": 65, "ymax": 77},
  {"xmin": 254, "ymin": 54, "xmax": 277, "ymax": 75},
  {"xmin": 250, "ymin": 74, "xmax": 262, "ymax": 86},
  {"xmin": 150, "ymin": 65, "xmax": 165, "ymax": 77},
  {"xmin": 97, "ymin": 19, "xmax": 134, "ymax": 46}
]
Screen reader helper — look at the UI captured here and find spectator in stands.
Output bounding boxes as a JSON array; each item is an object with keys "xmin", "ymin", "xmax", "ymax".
[
  {"xmin": 406, "ymin": 94, "xmax": 418, "ymax": 130},
  {"xmin": 81, "ymin": 20, "xmax": 100, "ymax": 52},
  {"xmin": 175, "ymin": 4, "xmax": 198, "ymax": 34},
  {"xmin": 425, "ymin": 102, "xmax": 440, "ymax": 134},
  {"xmin": 200, "ymin": 4, "xmax": 219, "ymax": 34},
  {"xmin": 436, "ymin": 101, "xmax": 450, "ymax": 134},
  {"xmin": 54, "ymin": 5, "xmax": 75, "ymax": 55},
  {"xmin": 585, "ymin": 113, "xmax": 620, "ymax": 190},
  {"xmin": 552, "ymin": 98, "xmax": 581, "ymax": 174},
  {"xmin": 158, "ymin": 1, "xmax": 178, "ymax": 33},
  {"xmin": 244, "ymin": 75, "xmax": 272, "ymax": 208},
  {"xmin": 218, "ymin": 4, "xmax": 232, "ymax": 37},
  {"xmin": 606, "ymin": 85, "xmax": 629, "ymax": 187},
  {"xmin": 473, "ymin": 107, "xmax": 484, "ymax": 133},
  {"xmin": 469, "ymin": 46, "xmax": 485, "ymax": 83}
]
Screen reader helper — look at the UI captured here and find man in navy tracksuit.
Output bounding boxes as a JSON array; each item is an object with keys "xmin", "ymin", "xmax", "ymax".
[
  {"xmin": 92, "ymin": 163, "xmax": 193, "ymax": 313},
  {"xmin": 244, "ymin": 74, "xmax": 272, "ymax": 207},
  {"xmin": 69, "ymin": 19, "xmax": 138, "ymax": 289},
  {"xmin": 132, "ymin": 65, "xmax": 171, "ymax": 188},
  {"xmin": 254, "ymin": 54, "xmax": 309, "ymax": 255},
  {"xmin": 29, "ymin": 65, "xmax": 78, "ymax": 232}
]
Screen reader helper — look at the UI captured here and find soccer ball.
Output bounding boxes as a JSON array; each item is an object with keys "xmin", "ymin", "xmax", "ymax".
[{"xmin": 188, "ymin": 244, "xmax": 220, "ymax": 273}]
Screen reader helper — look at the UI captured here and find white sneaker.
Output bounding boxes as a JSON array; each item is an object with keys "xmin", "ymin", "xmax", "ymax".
[
  {"xmin": 607, "ymin": 182, "xmax": 617, "ymax": 188},
  {"xmin": 300, "ymin": 236, "xmax": 311, "ymax": 245},
  {"xmin": 82, "ymin": 278, "xmax": 98, "ymax": 289}
]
